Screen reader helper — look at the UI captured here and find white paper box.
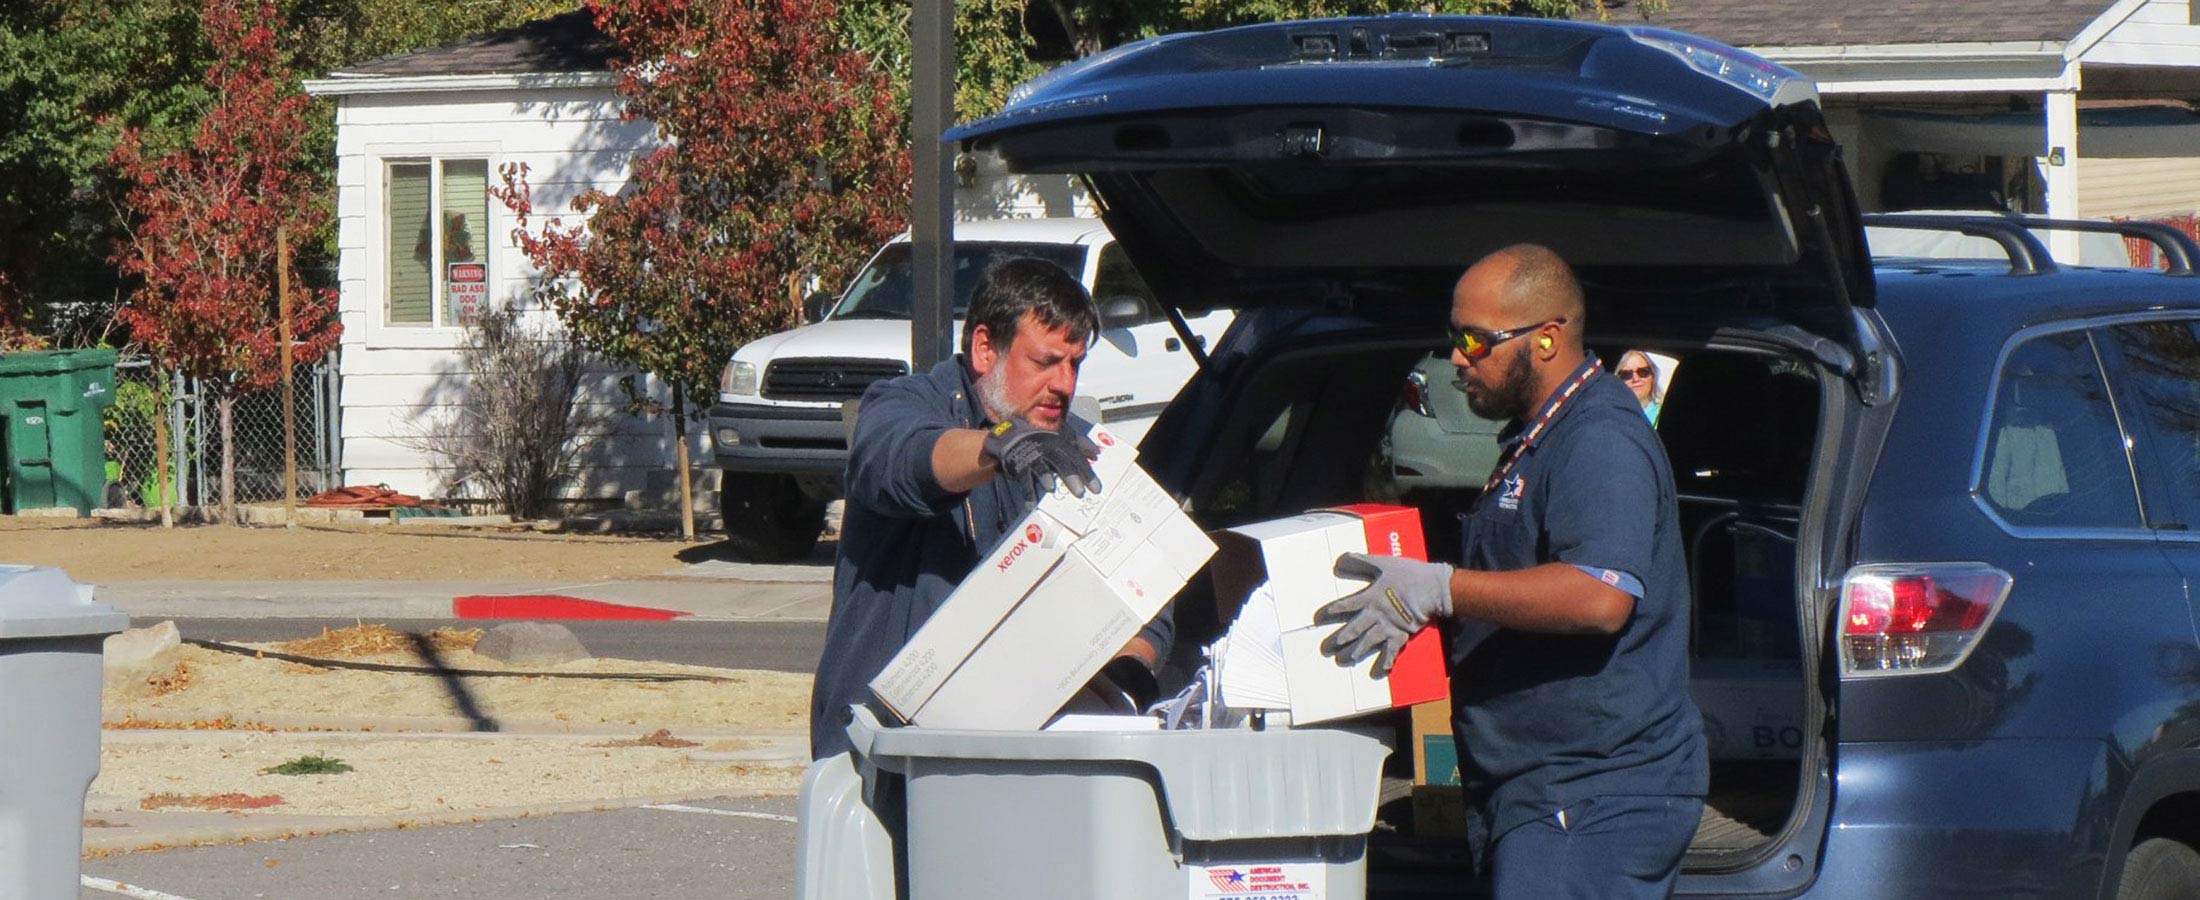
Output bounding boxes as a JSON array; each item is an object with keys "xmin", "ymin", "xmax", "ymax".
[{"xmin": 871, "ymin": 438, "xmax": 1214, "ymax": 731}]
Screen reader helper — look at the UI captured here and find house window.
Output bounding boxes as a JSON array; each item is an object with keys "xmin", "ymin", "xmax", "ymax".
[{"xmin": 385, "ymin": 158, "xmax": 490, "ymax": 327}]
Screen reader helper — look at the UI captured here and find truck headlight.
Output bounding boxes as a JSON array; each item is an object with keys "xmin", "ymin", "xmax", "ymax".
[{"xmin": 721, "ymin": 360, "xmax": 759, "ymax": 396}]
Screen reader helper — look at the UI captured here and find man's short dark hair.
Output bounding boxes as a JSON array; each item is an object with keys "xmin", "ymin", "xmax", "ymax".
[{"xmin": 964, "ymin": 257, "xmax": 1099, "ymax": 355}]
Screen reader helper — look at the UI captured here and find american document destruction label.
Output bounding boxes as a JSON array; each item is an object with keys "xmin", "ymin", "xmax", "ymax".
[{"xmin": 1187, "ymin": 862, "xmax": 1326, "ymax": 900}]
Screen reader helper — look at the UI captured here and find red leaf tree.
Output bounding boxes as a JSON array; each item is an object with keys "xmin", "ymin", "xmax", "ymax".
[
  {"xmin": 496, "ymin": 0, "xmax": 909, "ymax": 537},
  {"xmin": 110, "ymin": 0, "xmax": 339, "ymax": 522}
]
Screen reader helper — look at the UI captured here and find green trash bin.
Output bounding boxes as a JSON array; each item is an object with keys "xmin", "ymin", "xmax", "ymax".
[{"xmin": 0, "ymin": 349, "xmax": 119, "ymax": 515}]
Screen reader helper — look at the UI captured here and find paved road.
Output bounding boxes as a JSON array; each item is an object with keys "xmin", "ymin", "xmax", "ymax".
[
  {"xmin": 79, "ymin": 796, "xmax": 799, "ymax": 900},
  {"xmin": 152, "ymin": 617, "xmax": 828, "ymax": 674}
]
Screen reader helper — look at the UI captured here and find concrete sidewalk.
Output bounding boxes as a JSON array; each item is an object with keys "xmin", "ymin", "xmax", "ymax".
[{"xmin": 92, "ymin": 558, "xmax": 834, "ymax": 622}]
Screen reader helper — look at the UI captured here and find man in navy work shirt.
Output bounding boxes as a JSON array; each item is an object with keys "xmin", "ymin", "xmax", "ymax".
[
  {"xmin": 1319, "ymin": 244, "xmax": 1707, "ymax": 898},
  {"xmin": 809, "ymin": 258, "xmax": 1169, "ymax": 760}
]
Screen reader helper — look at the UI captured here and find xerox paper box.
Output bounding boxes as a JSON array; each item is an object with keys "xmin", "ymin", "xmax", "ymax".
[
  {"xmin": 871, "ymin": 440, "xmax": 1216, "ymax": 731},
  {"xmin": 868, "ymin": 506, "xmax": 1075, "ymax": 721},
  {"xmin": 1211, "ymin": 505, "xmax": 1447, "ymax": 725},
  {"xmin": 915, "ymin": 541, "xmax": 1190, "ymax": 730},
  {"xmin": 868, "ymin": 423, "xmax": 1136, "ymax": 721}
]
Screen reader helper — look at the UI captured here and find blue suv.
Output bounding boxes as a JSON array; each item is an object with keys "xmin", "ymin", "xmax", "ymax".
[{"xmin": 945, "ymin": 13, "xmax": 2200, "ymax": 899}]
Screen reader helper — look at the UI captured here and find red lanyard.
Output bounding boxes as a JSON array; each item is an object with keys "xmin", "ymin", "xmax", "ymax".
[{"xmin": 1480, "ymin": 360, "xmax": 1603, "ymax": 498}]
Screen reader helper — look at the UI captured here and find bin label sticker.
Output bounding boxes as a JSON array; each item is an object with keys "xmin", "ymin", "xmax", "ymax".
[
  {"xmin": 1188, "ymin": 863, "xmax": 1324, "ymax": 900},
  {"xmin": 22, "ymin": 416, "xmax": 42, "ymax": 426}
]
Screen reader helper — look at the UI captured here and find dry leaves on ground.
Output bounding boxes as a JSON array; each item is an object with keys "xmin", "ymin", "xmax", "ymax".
[
  {"xmin": 592, "ymin": 729, "xmax": 701, "ymax": 749},
  {"xmin": 140, "ymin": 792, "xmax": 286, "ymax": 811}
]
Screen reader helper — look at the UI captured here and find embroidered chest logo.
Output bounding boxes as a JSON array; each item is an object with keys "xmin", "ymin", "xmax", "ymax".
[{"xmin": 1497, "ymin": 475, "xmax": 1528, "ymax": 511}]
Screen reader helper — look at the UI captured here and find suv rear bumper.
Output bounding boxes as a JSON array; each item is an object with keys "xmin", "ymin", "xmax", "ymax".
[
  {"xmin": 708, "ymin": 401, "xmax": 849, "ymax": 477},
  {"xmin": 1777, "ymin": 738, "xmax": 2109, "ymax": 899}
]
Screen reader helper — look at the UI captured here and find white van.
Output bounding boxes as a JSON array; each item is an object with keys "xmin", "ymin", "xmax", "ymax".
[{"xmin": 707, "ymin": 217, "xmax": 1232, "ymax": 560}]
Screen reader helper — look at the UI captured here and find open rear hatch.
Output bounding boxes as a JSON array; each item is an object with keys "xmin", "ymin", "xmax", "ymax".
[{"xmin": 947, "ymin": 15, "xmax": 1874, "ymax": 353}]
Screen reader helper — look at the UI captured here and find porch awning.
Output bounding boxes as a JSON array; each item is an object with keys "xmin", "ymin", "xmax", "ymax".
[{"xmin": 1865, "ymin": 106, "xmax": 2200, "ymax": 159}]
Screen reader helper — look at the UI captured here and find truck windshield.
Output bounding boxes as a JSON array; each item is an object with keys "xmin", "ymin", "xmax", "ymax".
[{"xmin": 830, "ymin": 242, "xmax": 1088, "ymax": 320}]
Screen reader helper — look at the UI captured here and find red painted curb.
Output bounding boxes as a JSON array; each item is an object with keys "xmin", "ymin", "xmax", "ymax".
[{"xmin": 451, "ymin": 594, "xmax": 692, "ymax": 621}]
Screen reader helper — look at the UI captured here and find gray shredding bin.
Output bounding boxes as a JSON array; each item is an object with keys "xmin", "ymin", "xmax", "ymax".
[
  {"xmin": 0, "ymin": 566, "xmax": 128, "ymax": 898},
  {"xmin": 831, "ymin": 707, "xmax": 1391, "ymax": 900}
]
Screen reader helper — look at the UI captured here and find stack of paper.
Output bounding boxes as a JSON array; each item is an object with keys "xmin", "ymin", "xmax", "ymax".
[{"xmin": 1216, "ymin": 582, "xmax": 1290, "ymax": 710}]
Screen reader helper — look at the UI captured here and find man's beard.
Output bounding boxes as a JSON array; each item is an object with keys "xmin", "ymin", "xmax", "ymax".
[
  {"xmin": 1462, "ymin": 348, "xmax": 1538, "ymax": 422},
  {"xmin": 976, "ymin": 365, "xmax": 1019, "ymax": 425}
]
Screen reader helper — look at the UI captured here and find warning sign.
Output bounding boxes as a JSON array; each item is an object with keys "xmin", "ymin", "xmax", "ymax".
[
  {"xmin": 1187, "ymin": 863, "xmax": 1326, "ymax": 900},
  {"xmin": 448, "ymin": 262, "xmax": 488, "ymax": 323}
]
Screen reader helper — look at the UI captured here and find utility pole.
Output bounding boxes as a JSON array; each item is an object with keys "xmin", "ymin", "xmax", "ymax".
[{"xmin": 911, "ymin": 0, "xmax": 955, "ymax": 370}]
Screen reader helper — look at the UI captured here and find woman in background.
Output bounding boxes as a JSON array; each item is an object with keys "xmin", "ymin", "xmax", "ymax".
[{"xmin": 1615, "ymin": 349, "xmax": 1663, "ymax": 426}]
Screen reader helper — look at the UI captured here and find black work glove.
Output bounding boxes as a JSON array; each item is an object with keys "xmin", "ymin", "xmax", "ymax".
[
  {"xmin": 983, "ymin": 417, "xmax": 1102, "ymax": 498},
  {"xmin": 1077, "ymin": 655, "xmax": 1159, "ymax": 712}
]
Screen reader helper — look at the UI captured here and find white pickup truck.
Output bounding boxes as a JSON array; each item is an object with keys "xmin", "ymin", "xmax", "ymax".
[{"xmin": 707, "ymin": 217, "xmax": 1232, "ymax": 560}]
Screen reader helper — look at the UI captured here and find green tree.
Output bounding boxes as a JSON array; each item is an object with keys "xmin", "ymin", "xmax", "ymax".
[{"xmin": 0, "ymin": 0, "xmax": 572, "ymax": 345}]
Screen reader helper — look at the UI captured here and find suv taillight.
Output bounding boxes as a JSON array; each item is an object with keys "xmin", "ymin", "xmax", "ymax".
[
  {"xmin": 1401, "ymin": 370, "xmax": 1434, "ymax": 418},
  {"xmin": 1837, "ymin": 563, "xmax": 2012, "ymax": 678}
]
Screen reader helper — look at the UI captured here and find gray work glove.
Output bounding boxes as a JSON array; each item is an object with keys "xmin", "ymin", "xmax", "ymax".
[
  {"xmin": 1315, "ymin": 552, "xmax": 1454, "ymax": 677},
  {"xmin": 983, "ymin": 417, "xmax": 1102, "ymax": 498}
]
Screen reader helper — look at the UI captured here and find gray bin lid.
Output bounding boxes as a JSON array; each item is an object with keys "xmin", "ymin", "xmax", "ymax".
[
  {"xmin": 849, "ymin": 707, "xmax": 1390, "ymax": 841},
  {"xmin": 0, "ymin": 566, "xmax": 130, "ymax": 639}
]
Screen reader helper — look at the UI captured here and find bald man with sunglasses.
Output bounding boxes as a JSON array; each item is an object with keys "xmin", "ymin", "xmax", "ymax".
[{"xmin": 1317, "ymin": 244, "xmax": 1707, "ymax": 899}]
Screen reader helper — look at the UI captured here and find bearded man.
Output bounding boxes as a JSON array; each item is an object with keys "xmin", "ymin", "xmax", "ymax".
[{"xmin": 808, "ymin": 257, "xmax": 1165, "ymax": 759}]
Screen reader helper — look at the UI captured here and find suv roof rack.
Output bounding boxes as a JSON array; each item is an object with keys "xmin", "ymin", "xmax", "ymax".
[
  {"xmin": 1862, "ymin": 214, "xmax": 2055, "ymax": 276},
  {"xmin": 2018, "ymin": 217, "xmax": 2198, "ymax": 276},
  {"xmin": 1863, "ymin": 213, "xmax": 2200, "ymax": 277}
]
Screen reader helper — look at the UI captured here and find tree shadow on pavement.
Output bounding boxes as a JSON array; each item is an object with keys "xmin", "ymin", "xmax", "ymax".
[
  {"xmin": 672, "ymin": 539, "xmax": 838, "ymax": 566},
  {"xmin": 408, "ymin": 631, "xmax": 500, "ymax": 732}
]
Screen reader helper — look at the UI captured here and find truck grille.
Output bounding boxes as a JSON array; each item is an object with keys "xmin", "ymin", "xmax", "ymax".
[{"xmin": 762, "ymin": 358, "xmax": 909, "ymax": 402}]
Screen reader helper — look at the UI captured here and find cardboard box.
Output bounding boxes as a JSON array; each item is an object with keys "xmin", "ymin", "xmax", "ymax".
[
  {"xmin": 870, "ymin": 429, "xmax": 1216, "ymax": 731},
  {"xmin": 1209, "ymin": 505, "xmax": 1448, "ymax": 726},
  {"xmin": 1691, "ymin": 657, "xmax": 1807, "ymax": 760},
  {"xmin": 1410, "ymin": 700, "xmax": 1456, "ymax": 786}
]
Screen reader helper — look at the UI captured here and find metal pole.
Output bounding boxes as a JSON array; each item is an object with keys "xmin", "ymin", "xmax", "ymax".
[
  {"xmin": 279, "ymin": 226, "xmax": 297, "ymax": 526},
  {"xmin": 172, "ymin": 370, "xmax": 189, "ymax": 514},
  {"xmin": 910, "ymin": 0, "xmax": 956, "ymax": 371}
]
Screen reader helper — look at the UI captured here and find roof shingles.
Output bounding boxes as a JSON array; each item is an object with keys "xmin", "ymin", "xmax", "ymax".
[
  {"xmin": 336, "ymin": 9, "xmax": 620, "ymax": 77},
  {"xmin": 1596, "ymin": 0, "xmax": 2118, "ymax": 48}
]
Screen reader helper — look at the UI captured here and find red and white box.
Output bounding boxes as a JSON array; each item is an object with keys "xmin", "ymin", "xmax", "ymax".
[{"xmin": 1209, "ymin": 504, "xmax": 1448, "ymax": 725}]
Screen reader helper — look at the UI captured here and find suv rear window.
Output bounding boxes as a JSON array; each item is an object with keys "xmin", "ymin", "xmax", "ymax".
[
  {"xmin": 2101, "ymin": 320, "xmax": 2200, "ymax": 528},
  {"xmin": 1980, "ymin": 331, "xmax": 2140, "ymax": 529}
]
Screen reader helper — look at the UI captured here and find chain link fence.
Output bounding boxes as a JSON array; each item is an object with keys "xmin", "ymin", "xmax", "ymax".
[{"xmin": 103, "ymin": 355, "xmax": 339, "ymax": 510}]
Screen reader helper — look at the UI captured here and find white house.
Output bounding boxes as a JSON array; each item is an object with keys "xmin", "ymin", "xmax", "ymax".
[
  {"xmin": 304, "ymin": 12, "xmax": 1088, "ymax": 501},
  {"xmin": 1621, "ymin": 0, "xmax": 2200, "ymax": 262}
]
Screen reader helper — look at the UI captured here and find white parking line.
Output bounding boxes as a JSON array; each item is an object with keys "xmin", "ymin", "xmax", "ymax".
[
  {"xmin": 81, "ymin": 876, "xmax": 201, "ymax": 900},
  {"xmin": 643, "ymin": 803, "xmax": 798, "ymax": 823}
]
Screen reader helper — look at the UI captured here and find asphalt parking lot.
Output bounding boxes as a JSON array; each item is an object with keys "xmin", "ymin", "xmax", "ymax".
[{"xmin": 79, "ymin": 795, "xmax": 800, "ymax": 900}]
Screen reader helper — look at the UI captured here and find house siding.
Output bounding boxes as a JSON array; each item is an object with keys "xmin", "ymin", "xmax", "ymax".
[
  {"xmin": 2079, "ymin": 156, "xmax": 2200, "ymax": 218},
  {"xmin": 2085, "ymin": 0, "xmax": 2200, "ymax": 64},
  {"xmin": 329, "ymin": 85, "xmax": 677, "ymax": 500}
]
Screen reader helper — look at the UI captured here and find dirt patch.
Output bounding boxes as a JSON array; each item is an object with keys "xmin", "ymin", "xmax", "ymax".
[
  {"xmin": 0, "ymin": 520, "xmax": 702, "ymax": 582},
  {"xmin": 95, "ymin": 732, "xmax": 804, "ymax": 819},
  {"xmin": 106, "ymin": 644, "xmax": 810, "ymax": 732},
  {"xmin": 95, "ymin": 639, "xmax": 813, "ymax": 823}
]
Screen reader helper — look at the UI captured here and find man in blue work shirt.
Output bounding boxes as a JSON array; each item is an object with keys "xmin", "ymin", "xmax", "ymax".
[
  {"xmin": 809, "ymin": 257, "xmax": 1168, "ymax": 759},
  {"xmin": 1318, "ymin": 244, "xmax": 1707, "ymax": 898}
]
